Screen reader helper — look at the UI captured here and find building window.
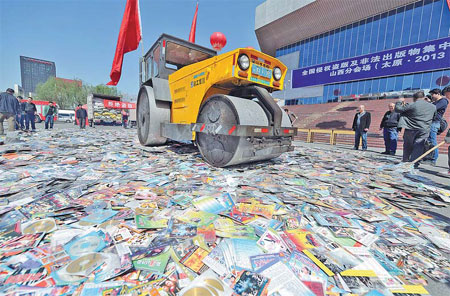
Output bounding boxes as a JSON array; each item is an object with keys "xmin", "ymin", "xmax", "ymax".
[
  {"xmin": 356, "ymin": 20, "xmax": 365, "ymax": 56},
  {"xmin": 384, "ymin": 10, "xmax": 396, "ymax": 50},
  {"xmin": 439, "ymin": 0, "xmax": 450, "ymax": 37},
  {"xmin": 409, "ymin": 1, "xmax": 423, "ymax": 45},
  {"xmin": 429, "ymin": 0, "xmax": 443, "ymax": 40},
  {"xmin": 401, "ymin": 4, "xmax": 414, "ymax": 46},
  {"xmin": 419, "ymin": 0, "xmax": 433, "ymax": 42}
]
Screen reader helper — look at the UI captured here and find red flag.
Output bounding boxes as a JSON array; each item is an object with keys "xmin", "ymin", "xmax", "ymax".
[
  {"xmin": 447, "ymin": 0, "xmax": 450, "ymax": 11},
  {"xmin": 188, "ymin": 2, "xmax": 199, "ymax": 43},
  {"xmin": 107, "ymin": 0, "xmax": 142, "ymax": 86}
]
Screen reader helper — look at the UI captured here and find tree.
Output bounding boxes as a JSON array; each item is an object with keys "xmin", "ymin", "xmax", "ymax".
[
  {"xmin": 36, "ymin": 78, "xmax": 122, "ymax": 109},
  {"xmin": 36, "ymin": 77, "xmax": 86, "ymax": 109},
  {"xmin": 91, "ymin": 84, "xmax": 121, "ymax": 97}
]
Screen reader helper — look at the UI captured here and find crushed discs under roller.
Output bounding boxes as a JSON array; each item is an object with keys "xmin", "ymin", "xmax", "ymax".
[{"xmin": 196, "ymin": 94, "xmax": 292, "ymax": 167}]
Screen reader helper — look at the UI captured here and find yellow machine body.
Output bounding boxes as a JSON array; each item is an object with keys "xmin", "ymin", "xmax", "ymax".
[{"xmin": 168, "ymin": 48, "xmax": 287, "ymax": 130}]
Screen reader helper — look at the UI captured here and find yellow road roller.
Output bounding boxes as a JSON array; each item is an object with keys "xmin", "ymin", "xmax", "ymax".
[{"xmin": 137, "ymin": 34, "xmax": 297, "ymax": 167}]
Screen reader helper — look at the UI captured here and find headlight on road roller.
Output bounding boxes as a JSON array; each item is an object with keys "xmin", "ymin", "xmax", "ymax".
[
  {"xmin": 237, "ymin": 54, "xmax": 250, "ymax": 71},
  {"xmin": 273, "ymin": 67, "xmax": 282, "ymax": 81}
]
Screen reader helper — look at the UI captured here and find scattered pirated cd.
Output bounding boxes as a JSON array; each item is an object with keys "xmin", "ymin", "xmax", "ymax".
[
  {"xmin": 0, "ymin": 210, "xmax": 26, "ymax": 229},
  {"xmin": 135, "ymin": 207, "xmax": 154, "ymax": 216},
  {"xmin": 92, "ymin": 252, "xmax": 120, "ymax": 282},
  {"xmin": 204, "ymin": 279, "xmax": 225, "ymax": 292},
  {"xmin": 85, "ymin": 201, "xmax": 108, "ymax": 213},
  {"xmin": 179, "ymin": 270, "xmax": 233, "ymax": 296},
  {"xmin": 98, "ymin": 219, "xmax": 120, "ymax": 230},
  {"xmin": 146, "ymin": 245, "xmax": 170, "ymax": 257},
  {"xmin": 81, "ymin": 209, "xmax": 118, "ymax": 224},
  {"xmin": 64, "ymin": 231, "xmax": 106, "ymax": 259},
  {"xmin": 22, "ymin": 218, "xmax": 57, "ymax": 234},
  {"xmin": 183, "ymin": 286, "xmax": 215, "ymax": 296},
  {"xmin": 124, "ymin": 200, "xmax": 140, "ymax": 209},
  {"xmin": 52, "ymin": 268, "xmax": 86, "ymax": 286},
  {"xmin": 66, "ymin": 253, "xmax": 105, "ymax": 276},
  {"xmin": 93, "ymin": 251, "xmax": 133, "ymax": 283}
]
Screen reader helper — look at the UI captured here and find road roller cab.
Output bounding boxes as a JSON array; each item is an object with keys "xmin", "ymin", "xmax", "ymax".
[{"xmin": 137, "ymin": 34, "xmax": 297, "ymax": 167}]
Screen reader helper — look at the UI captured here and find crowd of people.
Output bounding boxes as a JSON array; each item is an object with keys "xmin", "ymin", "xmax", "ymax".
[
  {"xmin": 0, "ymin": 88, "xmax": 129, "ymax": 132},
  {"xmin": 351, "ymin": 87, "xmax": 450, "ymax": 174},
  {"xmin": 0, "ymin": 88, "xmax": 59, "ymax": 134}
]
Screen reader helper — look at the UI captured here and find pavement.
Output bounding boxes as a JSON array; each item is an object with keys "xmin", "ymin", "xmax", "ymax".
[
  {"xmin": 1, "ymin": 122, "xmax": 449, "ymax": 295},
  {"xmin": 293, "ymin": 141, "xmax": 450, "ymax": 216},
  {"xmin": 292, "ymin": 141, "xmax": 450, "ymax": 296}
]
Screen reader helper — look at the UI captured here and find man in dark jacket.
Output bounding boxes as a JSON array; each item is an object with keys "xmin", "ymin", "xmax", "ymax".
[
  {"xmin": 442, "ymin": 87, "xmax": 450, "ymax": 176},
  {"xmin": 24, "ymin": 97, "xmax": 37, "ymax": 132},
  {"xmin": 379, "ymin": 103, "xmax": 400, "ymax": 155},
  {"xmin": 395, "ymin": 91, "xmax": 436, "ymax": 166},
  {"xmin": 0, "ymin": 88, "xmax": 19, "ymax": 135},
  {"xmin": 76, "ymin": 104, "xmax": 87, "ymax": 129},
  {"xmin": 352, "ymin": 105, "xmax": 371, "ymax": 151},
  {"xmin": 121, "ymin": 109, "xmax": 129, "ymax": 128},
  {"xmin": 45, "ymin": 102, "xmax": 57, "ymax": 130},
  {"xmin": 427, "ymin": 89, "xmax": 448, "ymax": 165},
  {"xmin": 15, "ymin": 96, "xmax": 26, "ymax": 130},
  {"xmin": 17, "ymin": 96, "xmax": 27, "ymax": 130}
]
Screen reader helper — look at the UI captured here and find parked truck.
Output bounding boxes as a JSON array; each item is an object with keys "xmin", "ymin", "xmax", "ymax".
[{"xmin": 86, "ymin": 93, "xmax": 136, "ymax": 126}]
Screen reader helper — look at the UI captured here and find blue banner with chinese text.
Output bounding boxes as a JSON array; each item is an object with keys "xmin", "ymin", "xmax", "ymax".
[{"xmin": 292, "ymin": 37, "xmax": 450, "ymax": 88}]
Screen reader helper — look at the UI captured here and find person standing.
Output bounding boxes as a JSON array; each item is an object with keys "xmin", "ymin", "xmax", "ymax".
[
  {"xmin": 24, "ymin": 97, "xmax": 37, "ymax": 132},
  {"xmin": 74, "ymin": 105, "xmax": 79, "ymax": 125},
  {"xmin": 14, "ymin": 96, "xmax": 23, "ymax": 130},
  {"xmin": 121, "ymin": 109, "xmax": 129, "ymax": 128},
  {"xmin": 379, "ymin": 103, "xmax": 400, "ymax": 155},
  {"xmin": 0, "ymin": 88, "xmax": 19, "ymax": 135},
  {"xmin": 284, "ymin": 108, "xmax": 299, "ymax": 124},
  {"xmin": 352, "ymin": 105, "xmax": 371, "ymax": 151},
  {"xmin": 44, "ymin": 102, "xmax": 57, "ymax": 130},
  {"xmin": 440, "ymin": 87, "xmax": 450, "ymax": 176},
  {"xmin": 18, "ymin": 97, "xmax": 26, "ymax": 130},
  {"xmin": 395, "ymin": 91, "xmax": 436, "ymax": 167},
  {"xmin": 76, "ymin": 104, "xmax": 87, "ymax": 129},
  {"xmin": 427, "ymin": 89, "xmax": 448, "ymax": 165},
  {"xmin": 446, "ymin": 129, "xmax": 450, "ymax": 176}
]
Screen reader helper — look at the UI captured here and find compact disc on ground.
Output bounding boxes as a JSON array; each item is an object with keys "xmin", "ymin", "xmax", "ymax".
[
  {"xmin": 66, "ymin": 253, "xmax": 104, "ymax": 274},
  {"xmin": 23, "ymin": 219, "xmax": 56, "ymax": 234},
  {"xmin": 204, "ymin": 278, "xmax": 225, "ymax": 292},
  {"xmin": 66, "ymin": 235, "xmax": 102, "ymax": 257},
  {"xmin": 183, "ymin": 286, "xmax": 214, "ymax": 296}
]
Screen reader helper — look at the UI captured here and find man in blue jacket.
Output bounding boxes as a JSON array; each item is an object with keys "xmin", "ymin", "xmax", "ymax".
[
  {"xmin": 379, "ymin": 103, "xmax": 400, "ymax": 155},
  {"xmin": 442, "ymin": 87, "xmax": 450, "ymax": 176},
  {"xmin": 0, "ymin": 88, "xmax": 19, "ymax": 135},
  {"xmin": 427, "ymin": 88, "xmax": 448, "ymax": 165},
  {"xmin": 14, "ymin": 96, "xmax": 25, "ymax": 130}
]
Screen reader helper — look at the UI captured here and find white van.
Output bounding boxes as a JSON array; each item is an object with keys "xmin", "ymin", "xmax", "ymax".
[{"xmin": 57, "ymin": 110, "xmax": 75, "ymax": 123}]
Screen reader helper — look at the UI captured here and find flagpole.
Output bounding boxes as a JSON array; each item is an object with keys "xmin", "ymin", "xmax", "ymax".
[
  {"xmin": 138, "ymin": 0, "xmax": 143, "ymax": 57},
  {"xmin": 137, "ymin": 0, "xmax": 145, "ymax": 83}
]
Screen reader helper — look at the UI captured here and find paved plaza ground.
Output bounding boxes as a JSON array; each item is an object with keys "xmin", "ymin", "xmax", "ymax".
[{"xmin": 1, "ymin": 121, "xmax": 449, "ymax": 295}]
